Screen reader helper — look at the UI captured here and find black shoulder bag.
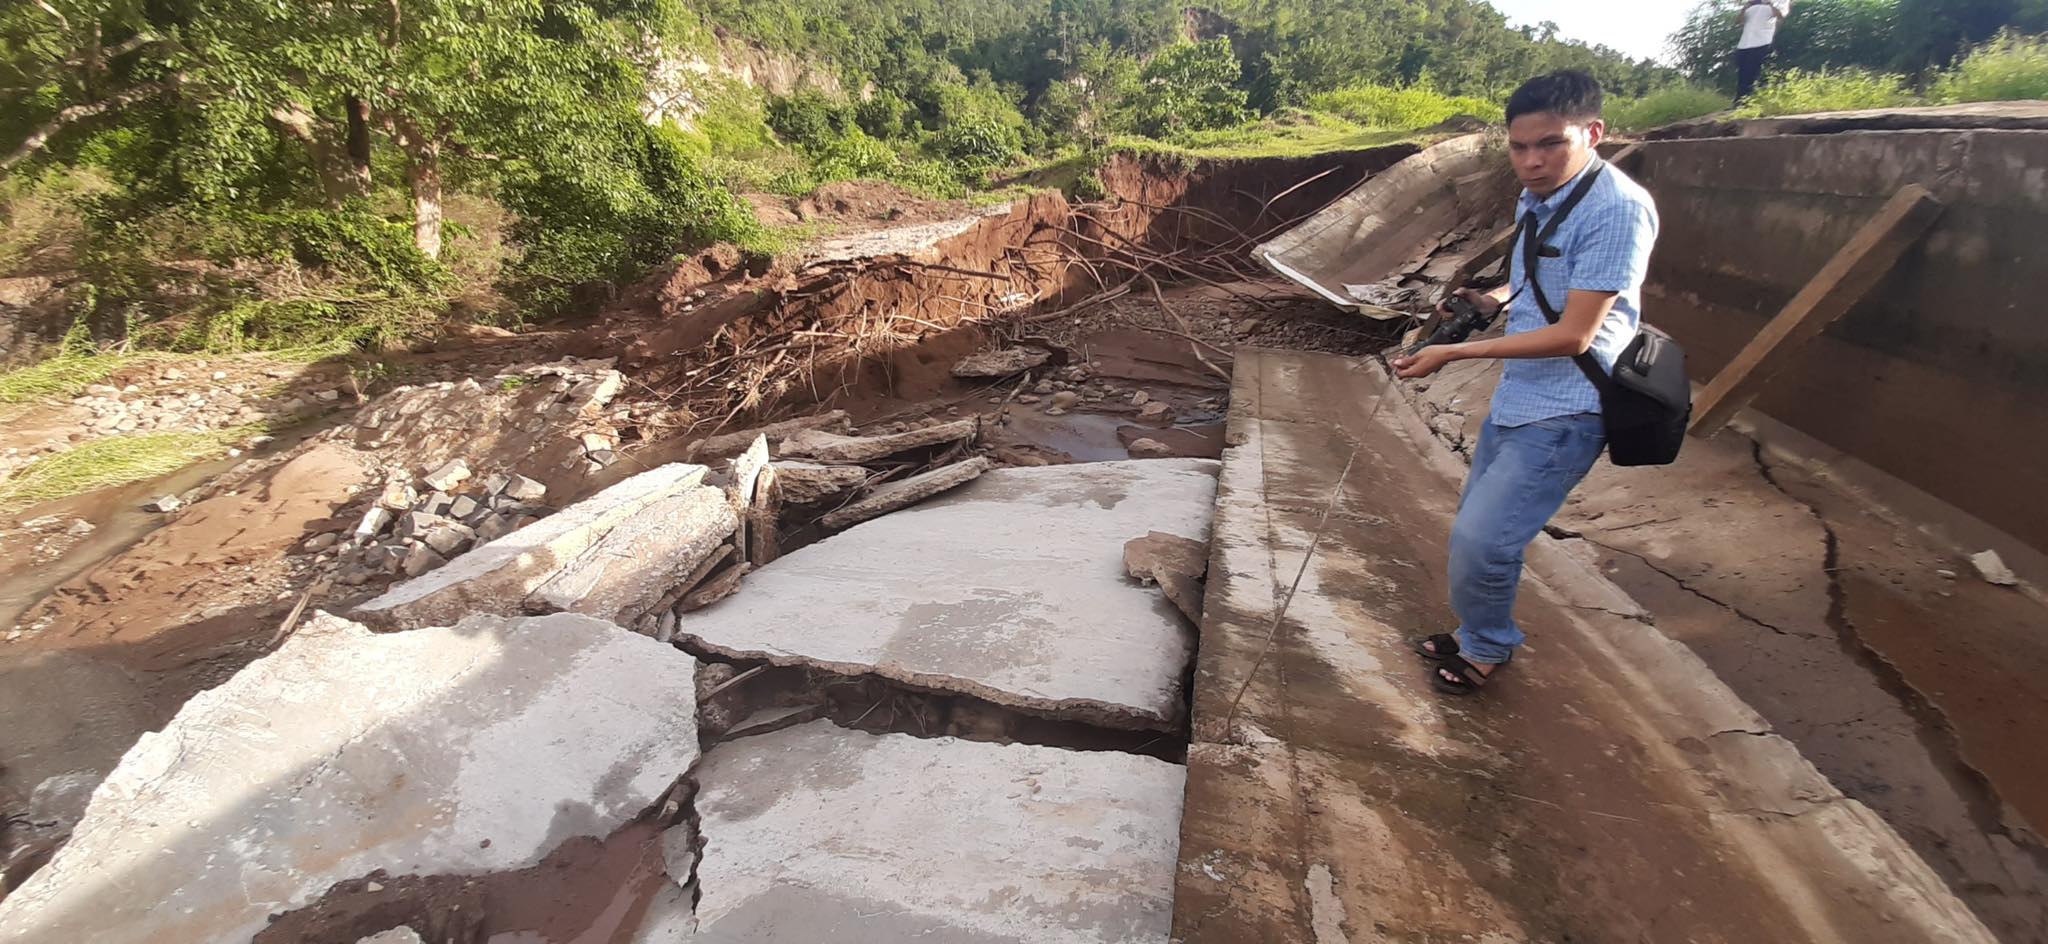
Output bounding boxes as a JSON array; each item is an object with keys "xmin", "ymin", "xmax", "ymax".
[{"xmin": 1522, "ymin": 162, "xmax": 1691, "ymax": 467}]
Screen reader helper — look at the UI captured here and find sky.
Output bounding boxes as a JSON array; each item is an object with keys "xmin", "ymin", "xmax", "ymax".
[{"xmin": 1485, "ymin": 0, "xmax": 1704, "ymax": 63}]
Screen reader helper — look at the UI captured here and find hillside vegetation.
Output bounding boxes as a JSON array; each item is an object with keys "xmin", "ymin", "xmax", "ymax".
[{"xmin": 3, "ymin": 0, "xmax": 2047, "ymax": 371}]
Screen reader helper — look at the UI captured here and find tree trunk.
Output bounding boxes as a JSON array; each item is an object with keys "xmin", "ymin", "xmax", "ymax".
[
  {"xmin": 400, "ymin": 131, "xmax": 443, "ymax": 259},
  {"xmin": 343, "ymin": 95, "xmax": 373, "ymax": 195}
]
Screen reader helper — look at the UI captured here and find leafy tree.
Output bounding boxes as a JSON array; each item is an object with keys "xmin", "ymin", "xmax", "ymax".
[{"xmin": 1130, "ymin": 38, "xmax": 1250, "ymax": 137}]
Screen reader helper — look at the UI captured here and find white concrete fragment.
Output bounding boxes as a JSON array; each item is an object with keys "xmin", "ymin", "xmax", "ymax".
[
  {"xmin": 0, "ymin": 612, "xmax": 699, "ymax": 944},
  {"xmin": 501, "ymin": 473, "xmax": 548, "ymax": 501},
  {"xmin": 676, "ymin": 722, "xmax": 1183, "ymax": 943},
  {"xmin": 679, "ymin": 460, "xmax": 1218, "ymax": 728},
  {"xmin": 528, "ymin": 485, "xmax": 737, "ymax": 623},
  {"xmin": 421, "ymin": 458, "xmax": 471, "ymax": 491},
  {"xmin": 355, "ymin": 462, "xmax": 707, "ymax": 627},
  {"xmin": 1971, "ymin": 549, "xmax": 2018, "ymax": 586},
  {"xmin": 143, "ymin": 494, "xmax": 182, "ymax": 513},
  {"xmin": 356, "ymin": 929, "xmax": 425, "ymax": 944}
]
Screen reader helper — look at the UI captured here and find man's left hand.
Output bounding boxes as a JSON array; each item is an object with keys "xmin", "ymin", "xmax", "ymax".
[{"xmin": 1391, "ymin": 344, "xmax": 1460, "ymax": 379}]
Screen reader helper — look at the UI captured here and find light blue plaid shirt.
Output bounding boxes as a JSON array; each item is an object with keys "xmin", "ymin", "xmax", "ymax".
[{"xmin": 1488, "ymin": 158, "xmax": 1660, "ymax": 427}]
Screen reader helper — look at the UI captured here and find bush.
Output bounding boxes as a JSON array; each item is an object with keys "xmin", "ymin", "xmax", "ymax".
[
  {"xmin": 199, "ymin": 207, "xmax": 447, "ymax": 294},
  {"xmin": 855, "ymin": 91, "xmax": 914, "ymax": 140},
  {"xmin": 1605, "ymin": 85, "xmax": 1730, "ymax": 132},
  {"xmin": 1933, "ymin": 32, "xmax": 2048, "ymax": 103},
  {"xmin": 932, "ymin": 114, "xmax": 1024, "ymax": 167},
  {"xmin": 766, "ymin": 89, "xmax": 857, "ymax": 152},
  {"xmin": 1735, "ymin": 67, "xmax": 1915, "ymax": 117},
  {"xmin": 502, "ymin": 119, "xmax": 764, "ymax": 315},
  {"xmin": 1131, "ymin": 39, "xmax": 1252, "ymax": 137},
  {"xmin": 1307, "ymin": 84, "xmax": 1504, "ymax": 130}
]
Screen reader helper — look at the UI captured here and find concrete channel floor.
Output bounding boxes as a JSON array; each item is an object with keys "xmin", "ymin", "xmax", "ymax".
[{"xmin": 1172, "ymin": 347, "xmax": 1992, "ymax": 943}]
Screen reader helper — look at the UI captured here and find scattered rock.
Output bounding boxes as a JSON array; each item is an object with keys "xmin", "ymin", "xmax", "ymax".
[
  {"xmin": 401, "ymin": 543, "xmax": 448, "ymax": 577},
  {"xmin": 395, "ymin": 511, "xmax": 450, "ymax": 541},
  {"xmin": 313, "ymin": 389, "xmax": 341, "ymax": 402},
  {"xmin": 820, "ymin": 457, "xmax": 994, "ymax": 531},
  {"xmin": 377, "ymin": 478, "xmax": 417, "ymax": 511},
  {"xmin": 1131, "ymin": 390, "xmax": 1150, "ymax": 406},
  {"xmin": 1971, "ymin": 550, "xmax": 2018, "ymax": 587},
  {"xmin": 448, "ymin": 495, "xmax": 481, "ymax": 521},
  {"xmin": 422, "ymin": 522, "xmax": 477, "ymax": 557},
  {"xmin": 501, "ymin": 474, "xmax": 548, "ymax": 502},
  {"xmin": 781, "ymin": 418, "xmax": 979, "ymax": 465},
  {"xmin": 951, "ymin": 347, "xmax": 1053, "ymax": 379},
  {"xmin": 1047, "ymin": 391, "xmax": 1082, "ymax": 412},
  {"xmin": 354, "ymin": 506, "xmax": 394, "ymax": 542},
  {"xmin": 64, "ymin": 519, "xmax": 95, "ymax": 536},
  {"xmin": 1127, "ymin": 438, "xmax": 1174, "ymax": 459},
  {"xmin": 1138, "ymin": 402, "xmax": 1170, "ymax": 419},
  {"xmin": 143, "ymin": 495, "xmax": 183, "ymax": 513},
  {"xmin": 355, "ymin": 463, "xmax": 707, "ymax": 628},
  {"xmin": 302, "ymin": 533, "xmax": 340, "ymax": 553},
  {"xmin": 421, "ymin": 459, "xmax": 471, "ymax": 491}
]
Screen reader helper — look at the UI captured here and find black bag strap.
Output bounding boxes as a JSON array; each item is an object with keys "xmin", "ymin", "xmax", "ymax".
[{"xmin": 1521, "ymin": 161, "xmax": 1615, "ymax": 394}]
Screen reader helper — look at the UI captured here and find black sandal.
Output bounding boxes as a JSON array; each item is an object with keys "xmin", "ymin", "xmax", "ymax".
[
  {"xmin": 1431, "ymin": 655, "xmax": 1500, "ymax": 696},
  {"xmin": 1412, "ymin": 633, "xmax": 1460, "ymax": 660}
]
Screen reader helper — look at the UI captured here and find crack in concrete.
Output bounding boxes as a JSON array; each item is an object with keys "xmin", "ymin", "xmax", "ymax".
[
  {"xmin": 1748, "ymin": 441, "xmax": 2048, "ymax": 904},
  {"xmin": 1542, "ymin": 524, "xmax": 1817, "ymax": 639}
]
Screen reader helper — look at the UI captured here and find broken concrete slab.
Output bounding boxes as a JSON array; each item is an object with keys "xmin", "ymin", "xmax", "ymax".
[
  {"xmin": 528, "ymin": 485, "xmax": 737, "ymax": 623},
  {"xmin": 677, "ymin": 459, "xmax": 1218, "ymax": 729},
  {"xmin": 500, "ymin": 473, "xmax": 547, "ymax": 502},
  {"xmin": 0, "ymin": 611, "xmax": 699, "ymax": 944},
  {"xmin": 355, "ymin": 462, "xmax": 707, "ymax": 628},
  {"xmin": 818, "ymin": 456, "xmax": 992, "ymax": 530},
  {"xmin": 952, "ymin": 347, "xmax": 1052, "ymax": 378},
  {"xmin": 1123, "ymin": 530, "xmax": 1208, "ymax": 624},
  {"xmin": 677, "ymin": 721, "xmax": 1182, "ymax": 943},
  {"xmin": 779, "ymin": 418, "xmax": 978, "ymax": 465},
  {"xmin": 767, "ymin": 461, "xmax": 867, "ymax": 504}
]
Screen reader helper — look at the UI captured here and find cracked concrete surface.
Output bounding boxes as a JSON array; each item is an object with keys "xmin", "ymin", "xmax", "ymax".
[
  {"xmin": 672, "ymin": 721, "xmax": 1184, "ymax": 943},
  {"xmin": 1412, "ymin": 357, "xmax": 2048, "ymax": 942},
  {"xmin": 1173, "ymin": 348, "xmax": 1990, "ymax": 943},
  {"xmin": 0, "ymin": 612, "xmax": 700, "ymax": 944}
]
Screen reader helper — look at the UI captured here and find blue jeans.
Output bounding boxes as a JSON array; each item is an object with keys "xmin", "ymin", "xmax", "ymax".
[{"xmin": 1449, "ymin": 413, "xmax": 1606, "ymax": 665}]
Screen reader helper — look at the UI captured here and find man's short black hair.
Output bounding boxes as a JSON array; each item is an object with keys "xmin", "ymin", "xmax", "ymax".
[{"xmin": 1505, "ymin": 70, "xmax": 1605, "ymax": 124}]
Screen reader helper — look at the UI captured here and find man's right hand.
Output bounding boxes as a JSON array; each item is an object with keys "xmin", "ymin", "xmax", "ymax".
[{"xmin": 1437, "ymin": 287, "xmax": 1503, "ymax": 320}]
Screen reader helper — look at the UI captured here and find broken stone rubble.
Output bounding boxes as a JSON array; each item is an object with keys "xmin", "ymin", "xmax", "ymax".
[
  {"xmin": 0, "ymin": 611, "xmax": 699, "ymax": 944},
  {"xmin": 355, "ymin": 462, "xmax": 706, "ymax": 627}
]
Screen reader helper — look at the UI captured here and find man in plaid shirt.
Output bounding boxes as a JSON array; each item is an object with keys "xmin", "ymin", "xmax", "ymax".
[{"xmin": 1391, "ymin": 71, "xmax": 1660, "ymax": 695}]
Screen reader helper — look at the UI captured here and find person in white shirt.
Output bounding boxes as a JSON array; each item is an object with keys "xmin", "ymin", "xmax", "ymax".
[{"xmin": 1734, "ymin": 0, "xmax": 1790, "ymax": 100}]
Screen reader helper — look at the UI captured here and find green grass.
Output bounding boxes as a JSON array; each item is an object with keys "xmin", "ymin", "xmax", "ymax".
[
  {"xmin": 0, "ymin": 355, "xmax": 148, "ymax": 403},
  {"xmin": 1933, "ymin": 32, "xmax": 2048, "ymax": 103},
  {"xmin": 0, "ymin": 426, "xmax": 256, "ymax": 512},
  {"xmin": 1109, "ymin": 112, "xmax": 1422, "ymax": 161},
  {"xmin": 1734, "ymin": 68, "xmax": 1915, "ymax": 118},
  {"xmin": 1307, "ymin": 84, "xmax": 1503, "ymax": 130},
  {"xmin": 1606, "ymin": 85, "xmax": 1730, "ymax": 133}
]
